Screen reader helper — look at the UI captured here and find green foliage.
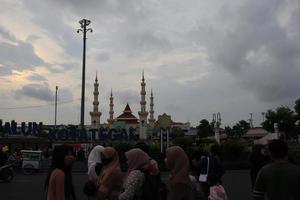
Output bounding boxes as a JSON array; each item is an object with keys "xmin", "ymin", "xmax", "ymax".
[
  {"xmin": 148, "ymin": 144, "xmax": 161, "ymax": 157},
  {"xmin": 197, "ymin": 119, "xmax": 214, "ymax": 138},
  {"xmin": 294, "ymin": 98, "xmax": 300, "ymax": 117},
  {"xmin": 262, "ymin": 106, "xmax": 297, "ymax": 139},
  {"xmin": 172, "ymin": 136, "xmax": 196, "ymax": 160},
  {"xmin": 232, "ymin": 120, "xmax": 250, "ymax": 137},
  {"xmin": 38, "ymin": 131, "xmax": 48, "ymax": 138},
  {"xmin": 224, "ymin": 126, "xmax": 234, "ymax": 137},
  {"xmin": 113, "ymin": 142, "xmax": 134, "ymax": 170},
  {"xmin": 173, "ymin": 136, "xmax": 194, "ymax": 151},
  {"xmin": 170, "ymin": 127, "xmax": 185, "ymax": 138},
  {"xmin": 220, "ymin": 139, "xmax": 246, "ymax": 161}
]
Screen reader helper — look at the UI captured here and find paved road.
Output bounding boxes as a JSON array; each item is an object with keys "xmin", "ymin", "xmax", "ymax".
[{"xmin": 0, "ymin": 170, "xmax": 252, "ymax": 200}]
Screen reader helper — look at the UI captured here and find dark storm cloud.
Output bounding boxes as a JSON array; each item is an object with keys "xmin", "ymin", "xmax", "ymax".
[
  {"xmin": 0, "ymin": 41, "xmax": 46, "ymax": 75},
  {"xmin": 0, "ymin": 26, "xmax": 52, "ymax": 75},
  {"xmin": 15, "ymin": 83, "xmax": 54, "ymax": 102},
  {"xmin": 0, "ymin": 26, "xmax": 75, "ymax": 75},
  {"xmin": 14, "ymin": 83, "xmax": 74, "ymax": 102},
  {"xmin": 123, "ymin": 31, "xmax": 172, "ymax": 56},
  {"xmin": 23, "ymin": 0, "xmax": 148, "ymax": 59},
  {"xmin": 26, "ymin": 5, "xmax": 82, "ymax": 59},
  {"xmin": 49, "ymin": 0, "xmax": 147, "ymax": 21},
  {"xmin": 188, "ymin": 0, "xmax": 300, "ymax": 103}
]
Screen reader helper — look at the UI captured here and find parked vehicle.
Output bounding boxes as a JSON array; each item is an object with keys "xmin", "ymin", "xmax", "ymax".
[
  {"xmin": 0, "ymin": 162, "xmax": 14, "ymax": 182},
  {"xmin": 21, "ymin": 150, "xmax": 42, "ymax": 175}
]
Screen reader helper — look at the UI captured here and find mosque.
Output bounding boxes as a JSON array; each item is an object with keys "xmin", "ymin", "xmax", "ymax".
[{"xmin": 89, "ymin": 72, "xmax": 155, "ymax": 140}]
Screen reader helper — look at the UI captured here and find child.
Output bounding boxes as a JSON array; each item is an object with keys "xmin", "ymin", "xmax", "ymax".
[{"xmin": 208, "ymin": 174, "xmax": 228, "ymax": 200}]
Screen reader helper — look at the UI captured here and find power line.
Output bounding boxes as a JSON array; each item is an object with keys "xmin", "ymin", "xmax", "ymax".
[{"xmin": 0, "ymin": 98, "xmax": 81, "ymax": 110}]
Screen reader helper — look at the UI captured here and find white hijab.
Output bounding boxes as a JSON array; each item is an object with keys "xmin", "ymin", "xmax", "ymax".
[{"xmin": 87, "ymin": 145, "xmax": 104, "ymax": 181}]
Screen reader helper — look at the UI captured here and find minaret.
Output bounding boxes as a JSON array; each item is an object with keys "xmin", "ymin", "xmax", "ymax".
[
  {"xmin": 148, "ymin": 89, "xmax": 155, "ymax": 126},
  {"xmin": 138, "ymin": 71, "xmax": 148, "ymax": 140},
  {"xmin": 107, "ymin": 89, "xmax": 114, "ymax": 124},
  {"xmin": 90, "ymin": 73, "xmax": 101, "ymax": 128}
]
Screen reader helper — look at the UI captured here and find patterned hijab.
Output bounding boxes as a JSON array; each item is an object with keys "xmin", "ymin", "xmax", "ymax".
[
  {"xmin": 165, "ymin": 146, "xmax": 190, "ymax": 186},
  {"xmin": 125, "ymin": 148, "xmax": 151, "ymax": 174}
]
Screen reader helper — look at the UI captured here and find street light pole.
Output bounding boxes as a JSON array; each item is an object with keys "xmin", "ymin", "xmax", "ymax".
[
  {"xmin": 77, "ymin": 19, "xmax": 92, "ymax": 129},
  {"xmin": 261, "ymin": 112, "xmax": 265, "ymax": 123},
  {"xmin": 54, "ymin": 86, "xmax": 58, "ymax": 131}
]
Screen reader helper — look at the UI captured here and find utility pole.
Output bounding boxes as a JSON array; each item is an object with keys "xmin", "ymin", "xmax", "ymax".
[
  {"xmin": 213, "ymin": 113, "xmax": 221, "ymax": 144},
  {"xmin": 54, "ymin": 86, "xmax": 58, "ymax": 132},
  {"xmin": 216, "ymin": 112, "xmax": 221, "ymax": 144},
  {"xmin": 77, "ymin": 19, "xmax": 92, "ymax": 129},
  {"xmin": 249, "ymin": 113, "xmax": 253, "ymax": 128},
  {"xmin": 261, "ymin": 112, "xmax": 265, "ymax": 123}
]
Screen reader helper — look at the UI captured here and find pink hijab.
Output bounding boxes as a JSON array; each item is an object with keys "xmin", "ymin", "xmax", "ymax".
[
  {"xmin": 125, "ymin": 148, "xmax": 151, "ymax": 174},
  {"xmin": 165, "ymin": 146, "xmax": 190, "ymax": 186}
]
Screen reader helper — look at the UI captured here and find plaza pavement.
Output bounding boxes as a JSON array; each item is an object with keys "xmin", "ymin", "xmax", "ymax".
[{"xmin": 0, "ymin": 170, "xmax": 252, "ymax": 200}]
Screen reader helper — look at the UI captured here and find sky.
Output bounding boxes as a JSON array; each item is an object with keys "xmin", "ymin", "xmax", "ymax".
[{"xmin": 0, "ymin": 0, "xmax": 299, "ymax": 127}]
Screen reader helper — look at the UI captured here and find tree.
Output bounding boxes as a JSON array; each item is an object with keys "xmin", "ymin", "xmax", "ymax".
[
  {"xmin": 232, "ymin": 120, "xmax": 250, "ymax": 137},
  {"xmin": 224, "ymin": 126, "xmax": 234, "ymax": 137},
  {"xmin": 170, "ymin": 127, "xmax": 185, "ymax": 139},
  {"xmin": 262, "ymin": 106, "xmax": 297, "ymax": 139},
  {"xmin": 197, "ymin": 119, "xmax": 214, "ymax": 138},
  {"xmin": 294, "ymin": 98, "xmax": 300, "ymax": 134},
  {"xmin": 294, "ymin": 98, "xmax": 300, "ymax": 119}
]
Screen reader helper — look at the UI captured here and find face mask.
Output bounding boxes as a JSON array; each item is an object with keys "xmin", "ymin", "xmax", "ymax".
[{"xmin": 64, "ymin": 155, "xmax": 75, "ymax": 166}]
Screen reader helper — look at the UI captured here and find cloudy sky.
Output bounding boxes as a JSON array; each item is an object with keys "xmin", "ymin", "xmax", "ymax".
[{"xmin": 0, "ymin": 0, "xmax": 299, "ymax": 127}]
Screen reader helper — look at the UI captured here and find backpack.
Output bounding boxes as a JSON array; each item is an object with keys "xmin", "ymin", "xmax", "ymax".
[{"xmin": 134, "ymin": 170, "xmax": 161, "ymax": 200}]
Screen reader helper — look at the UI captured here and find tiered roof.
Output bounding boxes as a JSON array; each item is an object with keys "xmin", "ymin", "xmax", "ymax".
[{"xmin": 115, "ymin": 104, "xmax": 139, "ymax": 124}]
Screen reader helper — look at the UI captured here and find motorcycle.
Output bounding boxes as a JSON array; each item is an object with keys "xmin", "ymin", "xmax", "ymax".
[{"xmin": 0, "ymin": 162, "xmax": 14, "ymax": 182}]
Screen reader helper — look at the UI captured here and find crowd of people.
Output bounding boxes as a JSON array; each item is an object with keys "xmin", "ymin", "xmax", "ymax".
[
  {"xmin": 43, "ymin": 141, "xmax": 228, "ymax": 200},
  {"xmin": 42, "ymin": 139, "xmax": 300, "ymax": 200}
]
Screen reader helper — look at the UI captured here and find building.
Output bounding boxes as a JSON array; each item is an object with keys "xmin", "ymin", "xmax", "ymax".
[
  {"xmin": 243, "ymin": 127, "xmax": 279, "ymax": 144},
  {"xmin": 243, "ymin": 127, "xmax": 269, "ymax": 139},
  {"xmin": 115, "ymin": 103, "xmax": 139, "ymax": 128},
  {"xmin": 89, "ymin": 72, "xmax": 155, "ymax": 140},
  {"xmin": 90, "ymin": 74, "xmax": 101, "ymax": 128}
]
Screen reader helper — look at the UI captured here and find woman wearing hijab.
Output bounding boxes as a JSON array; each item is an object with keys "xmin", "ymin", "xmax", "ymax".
[
  {"xmin": 119, "ymin": 148, "xmax": 151, "ymax": 200},
  {"xmin": 134, "ymin": 142, "xmax": 160, "ymax": 176},
  {"xmin": 165, "ymin": 146, "xmax": 194, "ymax": 200},
  {"xmin": 88, "ymin": 145, "xmax": 104, "ymax": 182},
  {"xmin": 92, "ymin": 147, "xmax": 123, "ymax": 200}
]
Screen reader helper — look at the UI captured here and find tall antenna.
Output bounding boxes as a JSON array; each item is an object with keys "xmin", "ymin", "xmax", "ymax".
[
  {"xmin": 261, "ymin": 112, "xmax": 265, "ymax": 124},
  {"xmin": 249, "ymin": 113, "xmax": 253, "ymax": 128}
]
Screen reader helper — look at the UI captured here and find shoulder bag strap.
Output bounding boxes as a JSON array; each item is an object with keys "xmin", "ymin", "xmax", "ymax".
[{"xmin": 206, "ymin": 157, "xmax": 210, "ymax": 174}]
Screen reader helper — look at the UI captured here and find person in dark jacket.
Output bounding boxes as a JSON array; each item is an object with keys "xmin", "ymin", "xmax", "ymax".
[
  {"xmin": 249, "ymin": 144, "xmax": 269, "ymax": 188},
  {"xmin": 199, "ymin": 144, "xmax": 224, "ymax": 200}
]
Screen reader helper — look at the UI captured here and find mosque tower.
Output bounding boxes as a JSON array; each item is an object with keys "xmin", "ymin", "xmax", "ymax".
[
  {"xmin": 148, "ymin": 89, "xmax": 155, "ymax": 126},
  {"xmin": 107, "ymin": 89, "xmax": 114, "ymax": 124},
  {"xmin": 138, "ymin": 71, "xmax": 148, "ymax": 139},
  {"xmin": 90, "ymin": 73, "xmax": 101, "ymax": 128}
]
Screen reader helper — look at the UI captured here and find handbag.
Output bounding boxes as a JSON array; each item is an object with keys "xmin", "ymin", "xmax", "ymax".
[{"xmin": 198, "ymin": 157, "xmax": 209, "ymax": 182}]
